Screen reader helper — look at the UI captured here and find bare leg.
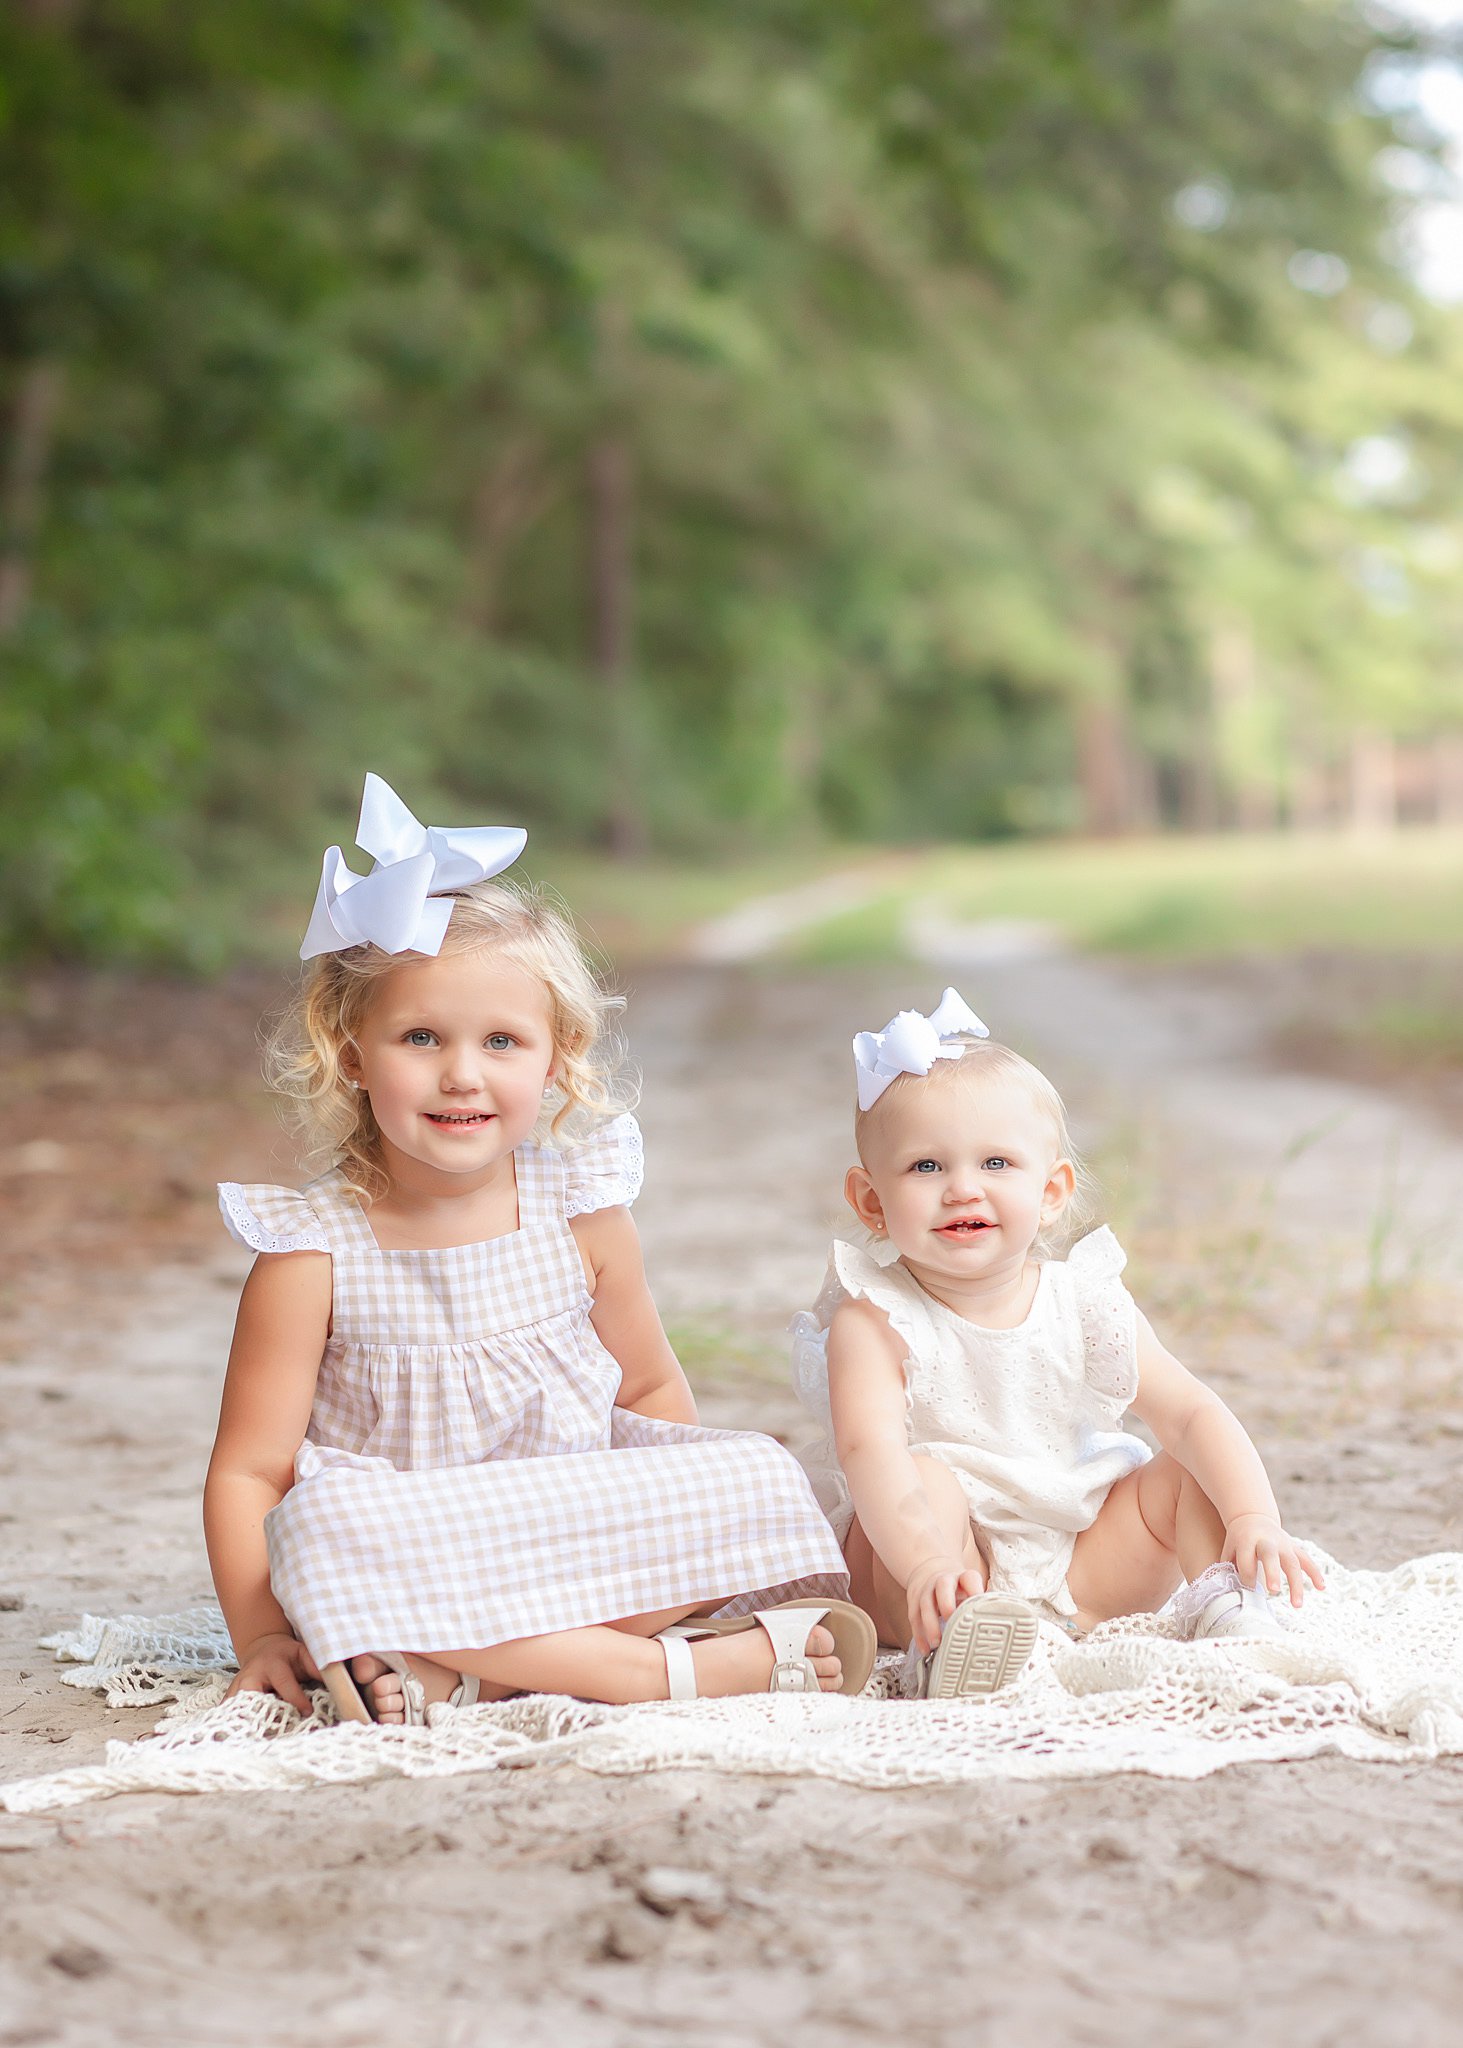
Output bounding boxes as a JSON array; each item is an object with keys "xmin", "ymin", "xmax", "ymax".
[
  {"xmin": 602, "ymin": 1600, "xmax": 726, "ymax": 1639},
  {"xmin": 1066, "ymin": 1452, "xmax": 1226, "ymax": 1629},
  {"xmin": 844, "ymin": 1454, "xmax": 985, "ymax": 1650},
  {"xmin": 354, "ymin": 1616, "xmax": 842, "ymax": 1722}
]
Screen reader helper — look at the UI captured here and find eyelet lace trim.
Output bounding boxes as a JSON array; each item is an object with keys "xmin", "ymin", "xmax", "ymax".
[
  {"xmin": 1066, "ymin": 1228, "xmax": 1139, "ymax": 1404},
  {"xmin": 218, "ymin": 1182, "xmax": 329, "ymax": 1256},
  {"xmin": 562, "ymin": 1113, "xmax": 646, "ymax": 1218},
  {"xmin": 791, "ymin": 1242, "xmax": 933, "ymax": 1434}
]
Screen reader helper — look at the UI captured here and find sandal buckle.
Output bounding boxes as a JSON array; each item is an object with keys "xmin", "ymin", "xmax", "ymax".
[{"xmin": 771, "ymin": 1658, "xmax": 811, "ymax": 1693}]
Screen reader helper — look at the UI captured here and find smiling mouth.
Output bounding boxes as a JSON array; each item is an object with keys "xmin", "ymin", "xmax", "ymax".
[
  {"xmin": 425, "ymin": 1112, "xmax": 495, "ymax": 1127},
  {"xmin": 938, "ymin": 1219, "xmax": 992, "ymax": 1235}
]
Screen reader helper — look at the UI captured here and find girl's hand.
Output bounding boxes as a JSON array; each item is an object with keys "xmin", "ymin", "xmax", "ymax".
[
  {"xmin": 226, "ymin": 1631, "xmax": 321, "ymax": 1714},
  {"xmin": 1223, "ymin": 1514, "xmax": 1325, "ymax": 1608},
  {"xmin": 906, "ymin": 1555, "xmax": 987, "ymax": 1656}
]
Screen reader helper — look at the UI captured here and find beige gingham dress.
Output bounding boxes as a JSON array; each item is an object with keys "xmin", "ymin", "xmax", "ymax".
[{"xmin": 219, "ymin": 1115, "xmax": 847, "ymax": 1667}]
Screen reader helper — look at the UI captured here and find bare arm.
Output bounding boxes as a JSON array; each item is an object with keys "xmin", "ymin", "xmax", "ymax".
[
  {"xmin": 829, "ymin": 1297, "xmax": 985, "ymax": 1649},
  {"xmin": 1128, "ymin": 1309, "xmax": 1323, "ymax": 1603},
  {"xmin": 572, "ymin": 1205, "xmax": 698, "ymax": 1425},
  {"xmin": 204, "ymin": 1250, "xmax": 332, "ymax": 1704}
]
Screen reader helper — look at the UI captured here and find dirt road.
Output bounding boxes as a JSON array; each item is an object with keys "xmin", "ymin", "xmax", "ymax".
[{"xmin": 1, "ymin": 953, "xmax": 1460, "ymax": 2047}]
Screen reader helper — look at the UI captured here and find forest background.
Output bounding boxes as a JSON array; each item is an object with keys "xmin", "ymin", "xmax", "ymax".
[{"xmin": 2, "ymin": 0, "xmax": 1463, "ymax": 968}]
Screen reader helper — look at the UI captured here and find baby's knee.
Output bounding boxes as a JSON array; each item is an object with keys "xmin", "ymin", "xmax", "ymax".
[
  {"xmin": 908, "ymin": 1453, "xmax": 970, "ymax": 1509},
  {"xmin": 1134, "ymin": 1450, "xmax": 1185, "ymax": 1537}
]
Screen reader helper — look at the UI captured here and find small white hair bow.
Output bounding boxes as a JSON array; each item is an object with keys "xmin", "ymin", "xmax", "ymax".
[
  {"xmin": 852, "ymin": 988, "xmax": 990, "ymax": 1111},
  {"xmin": 299, "ymin": 772, "xmax": 527, "ymax": 961}
]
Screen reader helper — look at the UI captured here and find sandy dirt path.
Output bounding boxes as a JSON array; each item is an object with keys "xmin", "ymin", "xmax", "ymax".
[{"xmin": 1, "ymin": 953, "xmax": 1461, "ymax": 2047}]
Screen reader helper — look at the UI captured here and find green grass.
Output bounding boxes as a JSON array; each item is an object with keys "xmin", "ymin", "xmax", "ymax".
[
  {"xmin": 532, "ymin": 844, "xmax": 864, "ymax": 962},
  {"xmin": 194, "ymin": 824, "xmax": 1463, "ymax": 975},
  {"xmin": 1337, "ymin": 996, "xmax": 1463, "ymax": 1060},
  {"xmin": 938, "ymin": 830, "xmax": 1463, "ymax": 955},
  {"xmin": 662, "ymin": 1316, "xmax": 786, "ymax": 1389},
  {"xmin": 783, "ymin": 829, "xmax": 1463, "ymax": 965},
  {"xmin": 199, "ymin": 843, "xmax": 867, "ymax": 973},
  {"xmin": 786, "ymin": 892, "xmax": 911, "ymax": 966}
]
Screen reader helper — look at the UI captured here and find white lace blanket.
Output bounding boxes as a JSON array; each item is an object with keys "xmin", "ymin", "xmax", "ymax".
[{"xmin": 5, "ymin": 1549, "xmax": 1461, "ymax": 1814}]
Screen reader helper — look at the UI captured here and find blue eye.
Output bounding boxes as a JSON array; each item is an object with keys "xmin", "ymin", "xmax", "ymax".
[
  {"xmin": 405, "ymin": 1030, "xmax": 437, "ymax": 1048},
  {"xmin": 486, "ymin": 1033, "xmax": 516, "ymax": 1052},
  {"xmin": 912, "ymin": 1159, "xmax": 940, "ymax": 1174},
  {"xmin": 984, "ymin": 1157, "xmax": 1008, "ymax": 1172}
]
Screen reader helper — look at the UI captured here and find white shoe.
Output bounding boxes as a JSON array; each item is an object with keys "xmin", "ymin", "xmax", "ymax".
[{"xmin": 1191, "ymin": 1575, "xmax": 1285, "ymax": 1641}]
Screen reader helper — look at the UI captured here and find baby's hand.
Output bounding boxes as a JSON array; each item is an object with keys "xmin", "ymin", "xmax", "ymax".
[
  {"xmin": 906, "ymin": 1556, "xmax": 987, "ymax": 1656},
  {"xmin": 1223, "ymin": 1514, "xmax": 1325, "ymax": 1608},
  {"xmin": 226, "ymin": 1631, "xmax": 321, "ymax": 1714}
]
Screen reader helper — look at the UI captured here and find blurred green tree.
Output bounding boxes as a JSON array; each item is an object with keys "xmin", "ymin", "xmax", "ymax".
[{"xmin": 1, "ymin": 0, "xmax": 1459, "ymax": 958}]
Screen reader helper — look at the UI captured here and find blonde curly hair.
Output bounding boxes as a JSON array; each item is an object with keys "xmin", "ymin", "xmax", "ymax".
[{"xmin": 265, "ymin": 879, "xmax": 632, "ymax": 1205}]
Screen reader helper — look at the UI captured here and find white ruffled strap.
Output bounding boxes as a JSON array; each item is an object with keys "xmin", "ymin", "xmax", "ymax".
[
  {"xmin": 830, "ymin": 1237, "xmax": 925, "ymax": 1306},
  {"xmin": 218, "ymin": 1183, "xmax": 330, "ymax": 1256},
  {"xmin": 561, "ymin": 1113, "xmax": 645, "ymax": 1219},
  {"xmin": 1062, "ymin": 1226, "xmax": 1138, "ymax": 1405},
  {"xmin": 1064, "ymin": 1225, "xmax": 1127, "ymax": 1280},
  {"xmin": 829, "ymin": 1239, "xmax": 954, "ymax": 1376}
]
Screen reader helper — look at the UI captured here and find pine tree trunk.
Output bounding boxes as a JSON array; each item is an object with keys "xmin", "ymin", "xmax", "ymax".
[
  {"xmin": 1348, "ymin": 727, "xmax": 1397, "ymax": 832},
  {"xmin": 1433, "ymin": 736, "xmax": 1463, "ymax": 827},
  {"xmin": 0, "ymin": 361, "xmax": 63, "ymax": 641},
  {"xmin": 463, "ymin": 433, "xmax": 550, "ymax": 635},
  {"xmin": 1075, "ymin": 698, "xmax": 1140, "ymax": 836},
  {"xmin": 587, "ymin": 432, "xmax": 646, "ymax": 858}
]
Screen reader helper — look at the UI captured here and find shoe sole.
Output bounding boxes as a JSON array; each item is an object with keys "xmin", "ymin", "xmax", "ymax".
[{"xmin": 926, "ymin": 1596, "xmax": 1038, "ymax": 1698}]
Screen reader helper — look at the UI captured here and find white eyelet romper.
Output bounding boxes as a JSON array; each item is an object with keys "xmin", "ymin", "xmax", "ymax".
[
  {"xmin": 791, "ymin": 1226, "xmax": 1151, "ymax": 1622},
  {"xmin": 219, "ymin": 1114, "xmax": 847, "ymax": 1669}
]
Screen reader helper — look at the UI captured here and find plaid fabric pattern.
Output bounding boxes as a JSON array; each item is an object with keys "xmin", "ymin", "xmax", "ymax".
[{"xmin": 224, "ymin": 1119, "xmax": 847, "ymax": 1666}]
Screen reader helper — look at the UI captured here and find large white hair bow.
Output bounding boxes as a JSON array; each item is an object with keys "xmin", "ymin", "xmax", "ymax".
[
  {"xmin": 299, "ymin": 772, "xmax": 527, "ymax": 960},
  {"xmin": 852, "ymin": 987, "xmax": 990, "ymax": 1111}
]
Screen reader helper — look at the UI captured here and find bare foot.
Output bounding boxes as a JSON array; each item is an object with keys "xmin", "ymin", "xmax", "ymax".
[
  {"xmin": 688, "ymin": 1623, "xmax": 842, "ymax": 1697},
  {"xmin": 349, "ymin": 1652, "xmax": 460, "ymax": 1725}
]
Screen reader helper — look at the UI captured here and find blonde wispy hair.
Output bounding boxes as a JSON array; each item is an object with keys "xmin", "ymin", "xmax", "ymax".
[
  {"xmin": 855, "ymin": 1036, "xmax": 1096, "ymax": 1254},
  {"xmin": 265, "ymin": 878, "xmax": 633, "ymax": 1205}
]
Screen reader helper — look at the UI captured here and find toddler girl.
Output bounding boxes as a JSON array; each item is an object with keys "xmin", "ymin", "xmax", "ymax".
[
  {"xmin": 206, "ymin": 774, "xmax": 873, "ymax": 1722},
  {"xmin": 792, "ymin": 987, "xmax": 1322, "ymax": 1697}
]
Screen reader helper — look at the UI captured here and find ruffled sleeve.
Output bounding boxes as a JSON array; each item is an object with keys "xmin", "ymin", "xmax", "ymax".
[
  {"xmin": 792, "ymin": 1240, "xmax": 952, "ymax": 1435},
  {"xmin": 829, "ymin": 1240, "xmax": 958, "ymax": 1381},
  {"xmin": 1064, "ymin": 1225, "xmax": 1139, "ymax": 1406},
  {"xmin": 218, "ymin": 1182, "xmax": 330, "ymax": 1256},
  {"xmin": 789, "ymin": 1251, "xmax": 848, "ymax": 1430},
  {"xmin": 562, "ymin": 1113, "xmax": 645, "ymax": 1219}
]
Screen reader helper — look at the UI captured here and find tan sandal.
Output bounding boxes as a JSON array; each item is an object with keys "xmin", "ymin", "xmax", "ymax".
[
  {"xmin": 657, "ymin": 1598, "xmax": 877, "ymax": 1700},
  {"xmin": 321, "ymin": 1654, "xmax": 481, "ymax": 1726}
]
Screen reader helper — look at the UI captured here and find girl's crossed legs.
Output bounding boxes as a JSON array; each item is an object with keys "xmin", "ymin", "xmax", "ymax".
[
  {"xmin": 357, "ymin": 1602, "xmax": 843, "ymax": 1722},
  {"xmin": 361, "ymin": 1453, "xmax": 1223, "ymax": 1713}
]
